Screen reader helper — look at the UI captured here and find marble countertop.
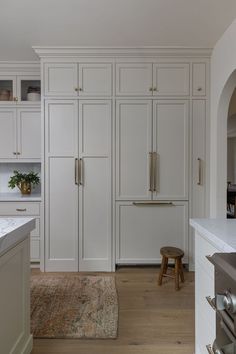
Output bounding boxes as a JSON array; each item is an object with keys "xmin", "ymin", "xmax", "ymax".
[
  {"xmin": 0, "ymin": 218, "xmax": 35, "ymax": 257},
  {"xmin": 190, "ymin": 218, "xmax": 236, "ymax": 252},
  {"xmin": 0, "ymin": 193, "xmax": 41, "ymax": 202}
]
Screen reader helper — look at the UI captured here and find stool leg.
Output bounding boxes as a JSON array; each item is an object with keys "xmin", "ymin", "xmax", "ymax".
[
  {"xmin": 179, "ymin": 258, "xmax": 185, "ymax": 283},
  {"xmin": 158, "ymin": 256, "xmax": 167, "ymax": 286},
  {"xmin": 175, "ymin": 258, "xmax": 180, "ymax": 291}
]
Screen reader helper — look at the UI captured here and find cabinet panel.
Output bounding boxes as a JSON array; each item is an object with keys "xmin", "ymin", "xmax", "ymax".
[
  {"xmin": 116, "ymin": 100, "xmax": 152, "ymax": 200},
  {"xmin": 79, "ymin": 100, "xmax": 111, "ymax": 271},
  {"xmin": 153, "ymin": 100, "xmax": 189, "ymax": 200},
  {"xmin": 44, "ymin": 63, "xmax": 78, "ymax": 96},
  {"xmin": 0, "ymin": 109, "xmax": 16, "ymax": 158},
  {"xmin": 30, "ymin": 239, "xmax": 40, "ymax": 260},
  {"xmin": 116, "ymin": 63, "xmax": 152, "ymax": 96},
  {"xmin": 46, "ymin": 100, "xmax": 78, "ymax": 156},
  {"xmin": 153, "ymin": 63, "xmax": 189, "ymax": 96},
  {"xmin": 47, "ymin": 157, "xmax": 78, "ymax": 270},
  {"xmin": 79, "ymin": 63, "xmax": 112, "ymax": 96},
  {"xmin": 192, "ymin": 100, "xmax": 206, "ymax": 217},
  {"xmin": 116, "ymin": 201, "xmax": 188, "ymax": 263},
  {"xmin": 192, "ymin": 63, "xmax": 206, "ymax": 96},
  {"xmin": 17, "ymin": 109, "xmax": 41, "ymax": 159}
]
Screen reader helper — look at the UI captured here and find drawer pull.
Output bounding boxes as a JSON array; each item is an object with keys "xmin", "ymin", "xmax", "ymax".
[
  {"xmin": 16, "ymin": 208, "xmax": 27, "ymax": 212},
  {"xmin": 206, "ymin": 296, "xmax": 216, "ymax": 310},
  {"xmin": 133, "ymin": 201, "xmax": 174, "ymax": 206}
]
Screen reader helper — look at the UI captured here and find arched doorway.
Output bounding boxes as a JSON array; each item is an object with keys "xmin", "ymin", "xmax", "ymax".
[{"xmin": 214, "ymin": 69, "xmax": 236, "ymax": 217}]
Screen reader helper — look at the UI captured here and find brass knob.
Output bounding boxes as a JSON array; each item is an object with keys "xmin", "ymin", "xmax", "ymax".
[
  {"xmin": 13, "ymin": 152, "xmax": 17, "ymax": 155},
  {"xmin": 74, "ymin": 87, "xmax": 78, "ymax": 92},
  {"xmin": 17, "ymin": 152, "xmax": 20, "ymax": 155},
  {"xmin": 197, "ymin": 87, "xmax": 202, "ymax": 91},
  {"xmin": 153, "ymin": 87, "xmax": 158, "ymax": 92},
  {"xmin": 14, "ymin": 97, "xmax": 18, "ymax": 101},
  {"xmin": 149, "ymin": 87, "xmax": 153, "ymax": 92},
  {"xmin": 79, "ymin": 88, "xmax": 83, "ymax": 92}
]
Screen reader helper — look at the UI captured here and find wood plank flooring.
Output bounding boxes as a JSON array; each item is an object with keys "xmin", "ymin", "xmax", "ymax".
[{"xmin": 31, "ymin": 267, "xmax": 195, "ymax": 354}]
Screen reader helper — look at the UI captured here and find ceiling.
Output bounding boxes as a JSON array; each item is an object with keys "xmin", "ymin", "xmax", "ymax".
[{"xmin": 1, "ymin": 0, "xmax": 236, "ymax": 61}]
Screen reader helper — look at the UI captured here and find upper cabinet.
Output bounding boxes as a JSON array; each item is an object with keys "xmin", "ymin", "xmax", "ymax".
[
  {"xmin": 0, "ymin": 74, "xmax": 40, "ymax": 104},
  {"xmin": 116, "ymin": 62, "xmax": 190, "ymax": 96},
  {"xmin": 192, "ymin": 63, "xmax": 206, "ymax": 96},
  {"xmin": 44, "ymin": 63, "xmax": 112, "ymax": 97}
]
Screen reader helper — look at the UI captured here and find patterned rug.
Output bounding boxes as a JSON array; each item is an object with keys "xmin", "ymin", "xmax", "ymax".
[{"xmin": 30, "ymin": 274, "xmax": 118, "ymax": 339}]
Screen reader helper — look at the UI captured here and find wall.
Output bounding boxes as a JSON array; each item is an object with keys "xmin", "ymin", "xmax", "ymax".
[{"xmin": 210, "ymin": 18, "xmax": 236, "ymax": 217}]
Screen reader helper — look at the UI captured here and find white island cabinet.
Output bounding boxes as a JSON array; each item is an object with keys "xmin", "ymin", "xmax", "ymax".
[
  {"xmin": 0, "ymin": 217, "xmax": 35, "ymax": 354},
  {"xmin": 190, "ymin": 219, "xmax": 236, "ymax": 354}
]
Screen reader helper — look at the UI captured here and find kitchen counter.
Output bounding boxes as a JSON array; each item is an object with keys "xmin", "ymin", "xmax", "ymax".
[
  {"xmin": 0, "ymin": 217, "xmax": 35, "ymax": 256},
  {"xmin": 190, "ymin": 218, "xmax": 236, "ymax": 252},
  {"xmin": 0, "ymin": 217, "xmax": 35, "ymax": 354},
  {"xmin": 0, "ymin": 192, "xmax": 41, "ymax": 201}
]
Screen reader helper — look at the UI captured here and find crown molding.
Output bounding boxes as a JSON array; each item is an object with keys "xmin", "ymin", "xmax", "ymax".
[
  {"xmin": 33, "ymin": 46, "xmax": 212, "ymax": 58},
  {"xmin": 0, "ymin": 61, "xmax": 40, "ymax": 72}
]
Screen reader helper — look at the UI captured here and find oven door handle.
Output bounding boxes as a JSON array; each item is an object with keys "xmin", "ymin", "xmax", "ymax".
[
  {"xmin": 206, "ymin": 296, "xmax": 216, "ymax": 311},
  {"xmin": 206, "ymin": 344, "xmax": 215, "ymax": 354},
  {"xmin": 220, "ymin": 320, "xmax": 236, "ymax": 344}
]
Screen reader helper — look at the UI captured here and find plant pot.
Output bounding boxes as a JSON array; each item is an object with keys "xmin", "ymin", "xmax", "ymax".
[{"xmin": 18, "ymin": 181, "xmax": 31, "ymax": 195}]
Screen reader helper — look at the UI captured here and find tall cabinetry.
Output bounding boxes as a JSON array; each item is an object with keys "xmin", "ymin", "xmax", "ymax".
[
  {"xmin": 0, "ymin": 62, "xmax": 42, "ymax": 263},
  {"xmin": 34, "ymin": 47, "xmax": 210, "ymax": 272}
]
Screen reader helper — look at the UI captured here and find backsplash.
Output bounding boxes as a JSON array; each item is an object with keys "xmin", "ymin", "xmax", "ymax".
[{"xmin": 0, "ymin": 163, "xmax": 41, "ymax": 194}]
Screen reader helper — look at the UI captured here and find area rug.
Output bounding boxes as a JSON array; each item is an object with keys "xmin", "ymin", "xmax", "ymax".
[{"xmin": 30, "ymin": 274, "xmax": 118, "ymax": 339}]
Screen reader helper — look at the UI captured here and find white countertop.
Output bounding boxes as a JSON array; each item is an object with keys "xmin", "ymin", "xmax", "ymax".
[
  {"xmin": 190, "ymin": 218, "xmax": 236, "ymax": 252},
  {"xmin": 0, "ymin": 193, "xmax": 41, "ymax": 202},
  {"xmin": 0, "ymin": 218, "xmax": 36, "ymax": 257}
]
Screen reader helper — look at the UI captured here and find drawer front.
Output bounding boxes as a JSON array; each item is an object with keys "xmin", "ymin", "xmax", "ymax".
[
  {"xmin": 0, "ymin": 202, "xmax": 40, "ymax": 216},
  {"xmin": 195, "ymin": 232, "xmax": 220, "ymax": 276},
  {"xmin": 31, "ymin": 218, "xmax": 40, "ymax": 237},
  {"xmin": 30, "ymin": 239, "xmax": 40, "ymax": 261}
]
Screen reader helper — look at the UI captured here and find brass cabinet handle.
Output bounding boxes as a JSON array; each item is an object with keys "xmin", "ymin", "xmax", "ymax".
[
  {"xmin": 206, "ymin": 296, "xmax": 216, "ymax": 311},
  {"xmin": 74, "ymin": 87, "xmax": 78, "ymax": 92},
  {"xmin": 79, "ymin": 158, "xmax": 83, "ymax": 186},
  {"xmin": 133, "ymin": 201, "xmax": 174, "ymax": 206},
  {"xmin": 153, "ymin": 87, "xmax": 158, "ymax": 92},
  {"xmin": 79, "ymin": 87, "xmax": 83, "ymax": 91},
  {"xmin": 197, "ymin": 158, "xmax": 202, "ymax": 185},
  {"xmin": 13, "ymin": 97, "xmax": 18, "ymax": 101},
  {"xmin": 13, "ymin": 152, "xmax": 17, "ymax": 155},
  {"xmin": 152, "ymin": 152, "xmax": 158, "ymax": 192},
  {"xmin": 149, "ymin": 87, "xmax": 153, "ymax": 92},
  {"xmin": 149, "ymin": 152, "xmax": 153, "ymax": 192},
  {"xmin": 16, "ymin": 208, "xmax": 26, "ymax": 212},
  {"xmin": 197, "ymin": 87, "xmax": 203, "ymax": 92},
  {"xmin": 75, "ymin": 158, "xmax": 79, "ymax": 185}
]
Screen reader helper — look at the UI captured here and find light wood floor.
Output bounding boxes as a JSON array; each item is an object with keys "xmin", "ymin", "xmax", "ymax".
[{"xmin": 31, "ymin": 267, "xmax": 195, "ymax": 354}]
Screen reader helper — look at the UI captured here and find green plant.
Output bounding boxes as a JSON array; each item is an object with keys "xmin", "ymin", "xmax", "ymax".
[{"xmin": 8, "ymin": 170, "xmax": 40, "ymax": 190}]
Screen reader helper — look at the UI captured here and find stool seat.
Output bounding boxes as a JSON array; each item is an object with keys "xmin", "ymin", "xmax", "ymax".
[{"xmin": 158, "ymin": 246, "xmax": 184, "ymax": 291}]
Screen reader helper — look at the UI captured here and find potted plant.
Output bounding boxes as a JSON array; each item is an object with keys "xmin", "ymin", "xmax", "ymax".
[{"xmin": 8, "ymin": 170, "xmax": 40, "ymax": 195}]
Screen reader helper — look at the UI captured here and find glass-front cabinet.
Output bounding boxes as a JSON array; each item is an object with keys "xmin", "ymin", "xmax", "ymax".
[{"xmin": 0, "ymin": 75, "xmax": 41, "ymax": 104}]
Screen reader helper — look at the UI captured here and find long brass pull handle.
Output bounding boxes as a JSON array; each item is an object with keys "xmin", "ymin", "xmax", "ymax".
[
  {"xmin": 149, "ymin": 152, "xmax": 153, "ymax": 192},
  {"xmin": 79, "ymin": 158, "xmax": 83, "ymax": 186},
  {"xmin": 16, "ymin": 208, "xmax": 27, "ymax": 212},
  {"xmin": 206, "ymin": 345, "xmax": 214, "ymax": 354},
  {"xmin": 206, "ymin": 296, "xmax": 216, "ymax": 311},
  {"xmin": 133, "ymin": 201, "xmax": 174, "ymax": 206},
  {"xmin": 153, "ymin": 152, "xmax": 158, "ymax": 192},
  {"xmin": 197, "ymin": 158, "xmax": 202, "ymax": 185},
  {"xmin": 75, "ymin": 158, "xmax": 79, "ymax": 185}
]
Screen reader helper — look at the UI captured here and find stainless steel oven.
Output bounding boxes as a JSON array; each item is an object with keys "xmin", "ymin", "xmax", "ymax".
[{"xmin": 206, "ymin": 253, "xmax": 236, "ymax": 354}]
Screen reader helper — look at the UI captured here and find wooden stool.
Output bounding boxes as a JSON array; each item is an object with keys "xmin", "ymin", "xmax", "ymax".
[{"xmin": 158, "ymin": 247, "xmax": 184, "ymax": 290}]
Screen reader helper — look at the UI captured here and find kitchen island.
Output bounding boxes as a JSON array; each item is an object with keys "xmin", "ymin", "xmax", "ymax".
[
  {"xmin": 0, "ymin": 218, "xmax": 35, "ymax": 354},
  {"xmin": 190, "ymin": 218, "xmax": 236, "ymax": 354}
]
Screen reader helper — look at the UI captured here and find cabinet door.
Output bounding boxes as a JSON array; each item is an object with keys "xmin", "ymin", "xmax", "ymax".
[
  {"xmin": 116, "ymin": 63, "xmax": 152, "ymax": 96},
  {"xmin": 0, "ymin": 109, "xmax": 17, "ymax": 159},
  {"xmin": 79, "ymin": 100, "xmax": 112, "ymax": 271},
  {"xmin": 192, "ymin": 63, "xmax": 206, "ymax": 96},
  {"xmin": 45, "ymin": 100, "xmax": 78, "ymax": 271},
  {"xmin": 44, "ymin": 63, "xmax": 78, "ymax": 96},
  {"xmin": 0, "ymin": 75, "xmax": 16, "ymax": 103},
  {"xmin": 153, "ymin": 100, "xmax": 189, "ymax": 200},
  {"xmin": 17, "ymin": 108, "xmax": 41, "ymax": 159},
  {"xmin": 116, "ymin": 100, "xmax": 152, "ymax": 200},
  {"xmin": 17, "ymin": 75, "xmax": 41, "ymax": 103},
  {"xmin": 78, "ymin": 63, "xmax": 112, "ymax": 96},
  {"xmin": 153, "ymin": 63, "xmax": 189, "ymax": 96},
  {"xmin": 116, "ymin": 201, "xmax": 188, "ymax": 263}
]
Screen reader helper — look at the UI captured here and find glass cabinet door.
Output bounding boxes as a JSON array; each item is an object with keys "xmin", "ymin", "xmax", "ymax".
[
  {"xmin": 0, "ymin": 76, "xmax": 16, "ymax": 103},
  {"xmin": 17, "ymin": 75, "xmax": 41, "ymax": 103}
]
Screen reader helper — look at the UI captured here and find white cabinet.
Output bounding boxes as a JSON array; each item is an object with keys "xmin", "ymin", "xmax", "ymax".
[
  {"xmin": 45, "ymin": 100, "xmax": 78, "ymax": 271},
  {"xmin": 192, "ymin": 63, "xmax": 206, "ymax": 96},
  {"xmin": 0, "ymin": 107, "xmax": 41, "ymax": 160},
  {"xmin": 116, "ymin": 100, "xmax": 188, "ymax": 201},
  {"xmin": 116, "ymin": 201, "xmax": 188, "ymax": 263},
  {"xmin": 0, "ymin": 201, "xmax": 41, "ymax": 262},
  {"xmin": 79, "ymin": 100, "xmax": 112, "ymax": 271},
  {"xmin": 153, "ymin": 63, "xmax": 190, "ymax": 96},
  {"xmin": 115, "ymin": 62, "xmax": 189, "ymax": 96},
  {"xmin": 45, "ymin": 100, "xmax": 112, "ymax": 271},
  {"xmin": 116, "ymin": 63, "xmax": 152, "ymax": 96},
  {"xmin": 44, "ymin": 62, "xmax": 112, "ymax": 96}
]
